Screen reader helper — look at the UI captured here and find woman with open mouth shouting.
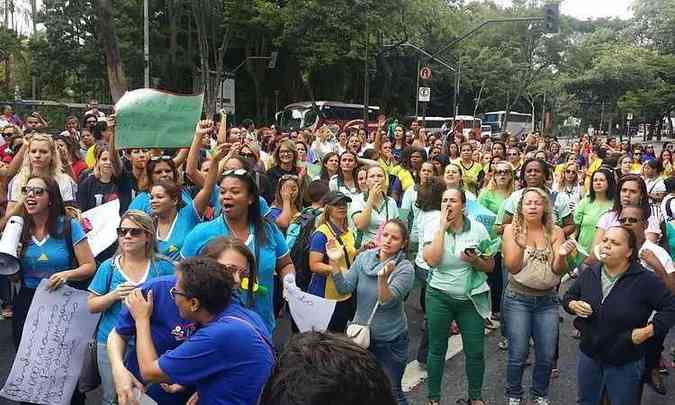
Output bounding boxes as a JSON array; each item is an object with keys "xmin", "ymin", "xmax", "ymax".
[{"xmin": 180, "ymin": 169, "xmax": 296, "ymax": 334}]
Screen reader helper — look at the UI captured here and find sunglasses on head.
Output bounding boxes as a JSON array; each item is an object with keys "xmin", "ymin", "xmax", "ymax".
[
  {"xmin": 150, "ymin": 155, "xmax": 172, "ymax": 162},
  {"xmin": 618, "ymin": 217, "xmax": 640, "ymax": 224},
  {"xmin": 21, "ymin": 186, "xmax": 47, "ymax": 196},
  {"xmin": 222, "ymin": 169, "xmax": 248, "ymax": 177},
  {"xmin": 116, "ymin": 227, "xmax": 146, "ymax": 237}
]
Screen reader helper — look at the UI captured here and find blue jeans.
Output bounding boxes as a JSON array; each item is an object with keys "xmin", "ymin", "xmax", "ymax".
[
  {"xmin": 502, "ymin": 287, "xmax": 559, "ymax": 399},
  {"xmin": 576, "ymin": 349, "xmax": 643, "ymax": 405},
  {"xmin": 370, "ymin": 332, "xmax": 409, "ymax": 405},
  {"xmin": 97, "ymin": 342, "xmax": 116, "ymax": 405}
]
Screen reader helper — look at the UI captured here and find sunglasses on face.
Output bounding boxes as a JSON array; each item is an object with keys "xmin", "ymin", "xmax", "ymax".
[
  {"xmin": 116, "ymin": 227, "xmax": 146, "ymax": 237},
  {"xmin": 494, "ymin": 170, "xmax": 511, "ymax": 176},
  {"xmin": 618, "ymin": 217, "xmax": 640, "ymax": 224},
  {"xmin": 223, "ymin": 264, "xmax": 250, "ymax": 278},
  {"xmin": 169, "ymin": 286, "xmax": 190, "ymax": 300},
  {"xmin": 150, "ymin": 155, "xmax": 172, "ymax": 162},
  {"xmin": 21, "ymin": 186, "xmax": 47, "ymax": 196},
  {"xmin": 239, "ymin": 152, "xmax": 254, "ymax": 159},
  {"xmin": 565, "ymin": 170, "xmax": 576, "ymax": 174}
]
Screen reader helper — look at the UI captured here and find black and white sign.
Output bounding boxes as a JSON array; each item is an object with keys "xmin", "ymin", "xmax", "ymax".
[{"xmin": 418, "ymin": 87, "xmax": 431, "ymax": 102}]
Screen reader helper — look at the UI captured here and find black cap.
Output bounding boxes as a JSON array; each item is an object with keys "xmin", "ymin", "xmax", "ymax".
[{"xmin": 322, "ymin": 191, "xmax": 352, "ymax": 205}]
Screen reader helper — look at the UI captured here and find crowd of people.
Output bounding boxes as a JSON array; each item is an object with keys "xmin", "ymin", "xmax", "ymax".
[{"xmin": 0, "ymin": 101, "xmax": 675, "ymax": 405}]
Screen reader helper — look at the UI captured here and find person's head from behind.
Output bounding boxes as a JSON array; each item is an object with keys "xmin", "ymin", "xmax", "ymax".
[
  {"xmin": 171, "ymin": 257, "xmax": 234, "ymax": 323},
  {"xmin": 306, "ymin": 179, "xmax": 329, "ymax": 206},
  {"xmin": 599, "ymin": 226, "xmax": 639, "ymax": 267},
  {"xmin": 260, "ymin": 331, "xmax": 396, "ymax": 405},
  {"xmin": 416, "ymin": 176, "xmax": 445, "ymax": 212}
]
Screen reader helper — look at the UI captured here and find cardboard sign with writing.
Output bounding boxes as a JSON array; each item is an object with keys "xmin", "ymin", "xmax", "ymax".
[{"xmin": 115, "ymin": 88, "xmax": 204, "ymax": 149}]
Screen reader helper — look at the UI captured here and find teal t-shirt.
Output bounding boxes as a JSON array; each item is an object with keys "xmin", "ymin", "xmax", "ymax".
[
  {"xmin": 349, "ymin": 193, "xmax": 399, "ymax": 245},
  {"xmin": 88, "ymin": 256, "xmax": 176, "ymax": 343},
  {"xmin": 156, "ymin": 202, "xmax": 202, "ymax": 260}
]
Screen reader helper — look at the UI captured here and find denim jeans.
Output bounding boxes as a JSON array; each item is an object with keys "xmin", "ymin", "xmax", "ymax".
[
  {"xmin": 97, "ymin": 342, "xmax": 117, "ymax": 405},
  {"xmin": 502, "ymin": 287, "xmax": 559, "ymax": 399},
  {"xmin": 370, "ymin": 332, "xmax": 410, "ymax": 405},
  {"xmin": 576, "ymin": 348, "xmax": 643, "ymax": 405}
]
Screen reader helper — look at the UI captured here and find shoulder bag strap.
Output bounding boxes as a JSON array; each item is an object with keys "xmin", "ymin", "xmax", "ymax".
[
  {"xmin": 328, "ymin": 222, "xmax": 351, "ymax": 268},
  {"xmin": 224, "ymin": 315, "xmax": 275, "ymax": 360}
]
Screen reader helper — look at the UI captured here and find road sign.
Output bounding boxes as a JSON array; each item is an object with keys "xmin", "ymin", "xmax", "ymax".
[
  {"xmin": 419, "ymin": 66, "xmax": 432, "ymax": 80},
  {"xmin": 418, "ymin": 87, "xmax": 431, "ymax": 102},
  {"xmin": 627, "ymin": 113, "xmax": 633, "ymax": 121}
]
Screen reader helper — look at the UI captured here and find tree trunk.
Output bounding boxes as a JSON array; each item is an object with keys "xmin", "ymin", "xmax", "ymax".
[{"xmin": 96, "ymin": 0, "xmax": 128, "ymax": 102}]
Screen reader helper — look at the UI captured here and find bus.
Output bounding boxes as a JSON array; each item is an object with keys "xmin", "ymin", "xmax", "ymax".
[
  {"xmin": 482, "ymin": 111, "xmax": 533, "ymax": 137},
  {"xmin": 275, "ymin": 101, "xmax": 380, "ymax": 132}
]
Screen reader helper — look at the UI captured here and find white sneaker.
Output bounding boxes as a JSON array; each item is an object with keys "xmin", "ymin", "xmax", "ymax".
[
  {"xmin": 507, "ymin": 398, "xmax": 521, "ymax": 405},
  {"xmin": 532, "ymin": 397, "xmax": 550, "ymax": 405}
]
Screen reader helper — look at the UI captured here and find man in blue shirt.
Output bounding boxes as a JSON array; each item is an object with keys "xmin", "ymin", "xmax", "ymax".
[{"xmin": 125, "ymin": 257, "xmax": 274, "ymax": 405}]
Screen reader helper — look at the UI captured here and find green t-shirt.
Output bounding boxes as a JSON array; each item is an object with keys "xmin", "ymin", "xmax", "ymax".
[
  {"xmin": 349, "ymin": 193, "xmax": 399, "ymax": 245},
  {"xmin": 423, "ymin": 217, "xmax": 490, "ymax": 300},
  {"xmin": 574, "ymin": 197, "xmax": 613, "ymax": 259},
  {"xmin": 478, "ymin": 189, "xmax": 507, "ymax": 239}
]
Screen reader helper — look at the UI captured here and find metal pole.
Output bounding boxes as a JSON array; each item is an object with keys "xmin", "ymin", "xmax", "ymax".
[
  {"xmin": 415, "ymin": 57, "xmax": 420, "ymax": 118},
  {"xmin": 600, "ymin": 101, "xmax": 605, "ymax": 134},
  {"xmin": 363, "ymin": 1, "xmax": 369, "ymax": 128},
  {"xmin": 541, "ymin": 90, "xmax": 546, "ymax": 132},
  {"xmin": 144, "ymin": 0, "xmax": 150, "ymax": 88}
]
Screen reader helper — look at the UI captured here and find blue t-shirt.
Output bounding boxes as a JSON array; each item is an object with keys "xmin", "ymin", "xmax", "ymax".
[
  {"xmin": 156, "ymin": 202, "xmax": 202, "ymax": 261},
  {"xmin": 181, "ymin": 216, "xmax": 288, "ymax": 332},
  {"xmin": 158, "ymin": 304, "xmax": 274, "ymax": 405},
  {"xmin": 20, "ymin": 217, "xmax": 87, "ymax": 289},
  {"xmin": 128, "ymin": 188, "xmax": 193, "ymax": 214},
  {"xmin": 116, "ymin": 275, "xmax": 195, "ymax": 405},
  {"xmin": 89, "ymin": 257, "xmax": 175, "ymax": 343}
]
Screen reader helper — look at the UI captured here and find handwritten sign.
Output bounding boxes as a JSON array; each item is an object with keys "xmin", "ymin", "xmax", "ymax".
[
  {"xmin": 286, "ymin": 287, "xmax": 337, "ymax": 332},
  {"xmin": 82, "ymin": 199, "xmax": 121, "ymax": 257},
  {"xmin": 1, "ymin": 280, "xmax": 101, "ymax": 405},
  {"xmin": 115, "ymin": 88, "xmax": 204, "ymax": 149}
]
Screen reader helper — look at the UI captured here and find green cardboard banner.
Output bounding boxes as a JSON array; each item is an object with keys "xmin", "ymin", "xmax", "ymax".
[{"xmin": 114, "ymin": 88, "xmax": 204, "ymax": 149}]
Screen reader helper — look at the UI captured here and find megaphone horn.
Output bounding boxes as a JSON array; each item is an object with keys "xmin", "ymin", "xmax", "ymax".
[{"xmin": 0, "ymin": 216, "xmax": 24, "ymax": 276}]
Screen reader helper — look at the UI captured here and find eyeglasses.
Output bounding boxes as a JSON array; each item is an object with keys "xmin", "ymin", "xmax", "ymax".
[
  {"xmin": 239, "ymin": 152, "xmax": 254, "ymax": 159},
  {"xmin": 565, "ymin": 170, "xmax": 576, "ymax": 174},
  {"xmin": 222, "ymin": 169, "xmax": 248, "ymax": 177},
  {"xmin": 116, "ymin": 227, "xmax": 146, "ymax": 237},
  {"xmin": 618, "ymin": 217, "xmax": 640, "ymax": 224},
  {"xmin": 169, "ymin": 287, "xmax": 190, "ymax": 300},
  {"xmin": 280, "ymin": 174, "xmax": 299, "ymax": 181},
  {"xmin": 21, "ymin": 186, "xmax": 47, "ymax": 196},
  {"xmin": 278, "ymin": 149, "xmax": 294, "ymax": 155},
  {"xmin": 508, "ymin": 152, "xmax": 519, "ymax": 156},
  {"xmin": 150, "ymin": 155, "xmax": 172, "ymax": 162},
  {"xmin": 223, "ymin": 264, "xmax": 249, "ymax": 278}
]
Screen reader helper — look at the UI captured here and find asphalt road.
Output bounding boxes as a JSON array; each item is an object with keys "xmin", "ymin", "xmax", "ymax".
[{"xmin": 1, "ymin": 282, "xmax": 673, "ymax": 405}]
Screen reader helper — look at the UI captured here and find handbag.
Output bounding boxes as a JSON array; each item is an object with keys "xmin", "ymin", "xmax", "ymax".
[
  {"xmin": 512, "ymin": 246, "xmax": 560, "ymax": 290},
  {"xmin": 346, "ymin": 270, "xmax": 395, "ymax": 349}
]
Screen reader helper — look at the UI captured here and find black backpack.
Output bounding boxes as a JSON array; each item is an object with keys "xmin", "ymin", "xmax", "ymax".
[{"xmin": 288, "ymin": 208, "xmax": 322, "ymax": 291}]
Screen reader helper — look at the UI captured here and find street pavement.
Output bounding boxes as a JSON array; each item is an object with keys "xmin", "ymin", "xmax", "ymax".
[{"xmin": 1, "ymin": 281, "xmax": 674, "ymax": 405}]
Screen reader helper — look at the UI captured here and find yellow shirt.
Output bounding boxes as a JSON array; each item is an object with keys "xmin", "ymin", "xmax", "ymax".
[
  {"xmin": 315, "ymin": 223, "xmax": 356, "ymax": 301},
  {"xmin": 85, "ymin": 145, "xmax": 97, "ymax": 168}
]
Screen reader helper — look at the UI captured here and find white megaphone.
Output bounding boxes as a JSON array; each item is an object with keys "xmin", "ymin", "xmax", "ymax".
[{"xmin": 0, "ymin": 216, "xmax": 24, "ymax": 275}]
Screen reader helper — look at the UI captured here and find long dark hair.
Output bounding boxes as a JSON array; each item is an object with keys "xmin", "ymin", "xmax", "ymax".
[
  {"xmin": 415, "ymin": 176, "xmax": 445, "ymax": 211},
  {"xmin": 219, "ymin": 171, "xmax": 269, "ymax": 246},
  {"xmin": 21, "ymin": 176, "xmax": 67, "ymax": 245},
  {"xmin": 612, "ymin": 174, "xmax": 651, "ymax": 219},
  {"xmin": 320, "ymin": 152, "xmax": 339, "ymax": 182},
  {"xmin": 146, "ymin": 157, "xmax": 178, "ymax": 184},
  {"xmin": 588, "ymin": 168, "xmax": 616, "ymax": 202},
  {"xmin": 203, "ymin": 236, "xmax": 258, "ymax": 308},
  {"xmin": 336, "ymin": 151, "xmax": 359, "ymax": 184},
  {"xmin": 399, "ymin": 146, "xmax": 427, "ymax": 185}
]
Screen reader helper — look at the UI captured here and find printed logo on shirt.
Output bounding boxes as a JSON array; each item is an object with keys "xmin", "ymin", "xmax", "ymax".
[
  {"xmin": 37, "ymin": 253, "xmax": 49, "ymax": 261},
  {"xmin": 171, "ymin": 323, "xmax": 196, "ymax": 341},
  {"xmin": 168, "ymin": 245, "xmax": 178, "ymax": 253}
]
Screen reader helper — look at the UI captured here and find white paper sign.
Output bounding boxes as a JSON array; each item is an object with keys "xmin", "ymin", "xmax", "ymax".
[
  {"xmin": 81, "ymin": 199, "xmax": 121, "ymax": 256},
  {"xmin": 286, "ymin": 287, "xmax": 337, "ymax": 332},
  {"xmin": 0, "ymin": 280, "xmax": 102, "ymax": 405}
]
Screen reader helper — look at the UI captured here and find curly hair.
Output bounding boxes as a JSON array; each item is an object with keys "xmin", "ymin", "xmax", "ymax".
[
  {"xmin": 511, "ymin": 187, "xmax": 555, "ymax": 259},
  {"xmin": 178, "ymin": 257, "xmax": 234, "ymax": 314}
]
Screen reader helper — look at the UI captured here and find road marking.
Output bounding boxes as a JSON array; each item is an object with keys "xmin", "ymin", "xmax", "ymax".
[{"xmin": 402, "ymin": 321, "xmax": 499, "ymax": 392}]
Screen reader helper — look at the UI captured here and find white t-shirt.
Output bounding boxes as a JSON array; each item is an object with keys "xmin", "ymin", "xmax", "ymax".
[
  {"xmin": 645, "ymin": 177, "xmax": 666, "ymax": 194},
  {"xmin": 639, "ymin": 240, "xmax": 675, "ymax": 274},
  {"xmin": 596, "ymin": 210, "xmax": 661, "ymax": 236}
]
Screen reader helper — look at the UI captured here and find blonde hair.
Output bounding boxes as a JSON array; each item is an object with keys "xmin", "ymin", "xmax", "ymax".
[
  {"xmin": 115, "ymin": 210, "xmax": 158, "ymax": 260},
  {"xmin": 93, "ymin": 145, "xmax": 119, "ymax": 179},
  {"xmin": 14, "ymin": 134, "xmax": 66, "ymax": 198},
  {"xmin": 555, "ymin": 161, "xmax": 579, "ymax": 191},
  {"xmin": 512, "ymin": 187, "xmax": 555, "ymax": 259},
  {"xmin": 486, "ymin": 161, "xmax": 515, "ymax": 194}
]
